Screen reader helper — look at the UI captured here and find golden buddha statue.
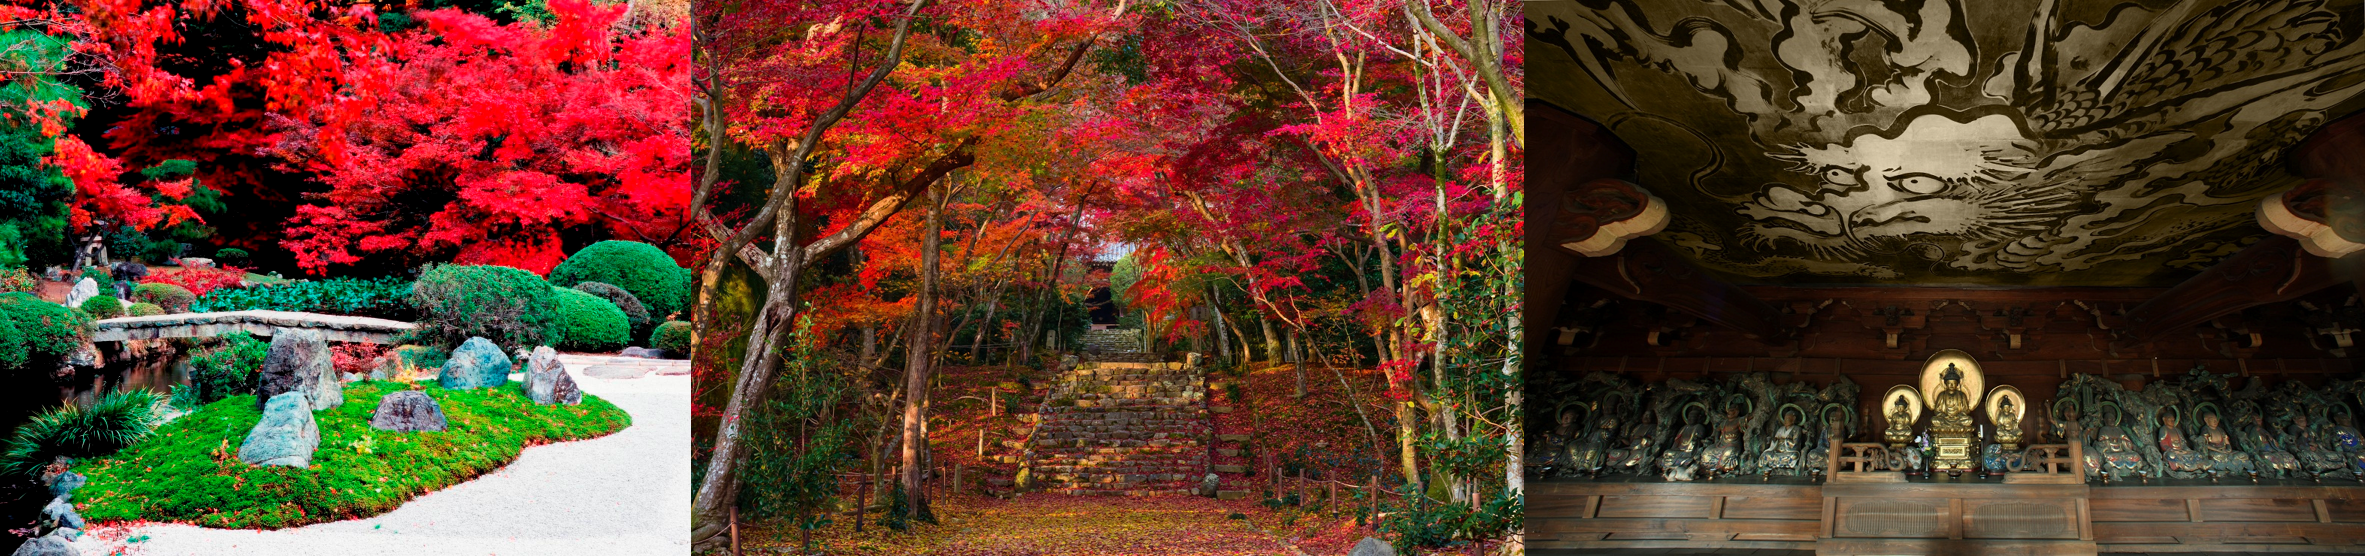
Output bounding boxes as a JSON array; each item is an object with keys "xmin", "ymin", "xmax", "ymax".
[{"xmin": 1924, "ymin": 360, "xmax": 1983, "ymax": 472}]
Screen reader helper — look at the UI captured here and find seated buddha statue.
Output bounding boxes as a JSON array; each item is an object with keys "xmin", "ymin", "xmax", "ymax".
[
  {"xmin": 2094, "ymin": 424, "xmax": 2147, "ymax": 480},
  {"xmin": 2157, "ymin": 411, "xmax": 2207, "ymax": 478},
  {"xmin": 2235, "ymin": 411, "xmax": 2299, "ymax": 477},
  {"xmin": 1761, "ymin": 410, "xmax": 1803, "ymax": 475},
  {"xmin": 1699, "ymin": 404, "xmax": 1747, "ymax": 476},
  {"xmin": 2193, "ymin": 410, "xmax": 2253, "ymax": 475},
  {"xmin": 2291, "ymin": 412, "xmax": 2348, "ymax": 474}
]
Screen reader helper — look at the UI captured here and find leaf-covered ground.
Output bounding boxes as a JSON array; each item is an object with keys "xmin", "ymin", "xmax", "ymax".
[
  {"xmin": 74, "ymin": 380, "xmax": 631, "ymax": 529},
  {"xmin": 1212, "ymin": 360, "xmax": 1400, "ymax": 555},
  {"xmin": 756, "ymin": 492, "xmax": 1294, "ymax": 555}
]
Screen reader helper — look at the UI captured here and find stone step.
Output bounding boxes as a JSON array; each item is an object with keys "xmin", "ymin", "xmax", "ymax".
[
  {"xmin": 1216, "ymin": 490, "xmax": 1251, "ymax": 500},
  {"xmin": 1213, "ymin": 464, "xmax": 1249, "ymax": 473},
  {"xmin": 1216, "ymin": 434, "xmax": 1251, "ymax": 442},
  {"xmin": 1217, "ymin": 448, "xmax": 1242, "ymax": 457}
]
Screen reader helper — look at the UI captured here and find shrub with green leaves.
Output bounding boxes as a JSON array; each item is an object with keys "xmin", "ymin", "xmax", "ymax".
[
  {"xmin": 0, "ymin": 389, "xmax": 162, "ymax": 478},
  {"xmin": 79, "ymin": 295, "xmax": 122, "ymax": 320},
  {"xmin": 131, "ymin": 283, "xmax": 195, "ymax": 312},
  {"xmin": 188, "ymin": 331, "xmax": 267, "ymax": 404},
  {"xmin": 80, "ymin": 265, "xmax": 112, "ymax": 291},
  {"xmin": 75, "ymin": 381, "xmax": 629, "ymax": 529},
  {"xmin": 652, "ymin": 320, "xmax": 691, "ymax": 356},
  {"xmin": 214, "ymin": 247, "xmax": 249, "ymax": 263},
  {"xmin": 408, "ymin": 265, "xmax": 556, "ymax": 350},
  {"xmin": 570, "ymin": 281, "xmax": 650, "ymax": 342},
  {"xmin": 0, "ymin": 292, "xmax": 91, "ymax": 371},
  {"xmin": 551, "ymin": 287, "xmax": 629, "ymax": 353},
  {"xmin": 191, "ymin": 276, "xmax": 413, "ymax": 320},
  {"xmin": 126, "ymin": 303, "xmax": 164, "ymax": 317},
  {"xmin": 547, "ymin": 241, "xmax": 689, "ymax": 320}
]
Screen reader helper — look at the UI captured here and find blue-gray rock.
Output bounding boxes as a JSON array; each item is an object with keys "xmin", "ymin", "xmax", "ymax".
[
  {"xmin": 255, "ymin": 329, "xmax": 340, "ymax": 411},
  {"xmin": 11, "ymin": 533, "xmax": 73, "ymax": 556},
  {"xmin": 371, "ymin": 390, "xmax": 447, "ymax": 432},
  {"xmin": 439, "ymin": 337, "xmax": 512, "ymax": 389},
  {"xmin": 1349, "ymin": 537, "xmax": 1396, "ymax": 556},
  {"xmin": 43, "ymin": 470, "xmax": 81, "ymax": 501},
  {"xmin": 239, "ymin": 392, "xmax": 318, "ymax": 468},
  {"xmin": 523, "ymin": 347, "xmax": 582, "ymax": 405},
  {"xmin": 40, "ymin": 497, "xmax": 80, "ymax": 531},
  {"xmin": 619, "ymin": 347, "xmax": 668, "ymax": 359}
]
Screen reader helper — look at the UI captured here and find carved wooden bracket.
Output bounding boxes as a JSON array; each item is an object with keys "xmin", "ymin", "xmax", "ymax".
[
  {"xmin": 1844, "ymin": 302, "xmax": 1927, "ymax": 351},
  {"xmin": 2298, "ymin": 297, "xmax": 2363, "ymax": 357},
  {"xmin": 2120, "ymin": 235, "xmax": 2346, "ymax": 346},
  {"xmin": 1568, "ymin": 238, "xmax": 1790, "ymax": 342},
  {"xmin": 1557, "ymin": 178, "xmax": 1669, "ymax": 257},
  {"xmin": 2258, "ymin": 178, "xmax": 2365, "ymax": 257},
  {"xmin": 1976, "ymin": 303, "xmax": 2056, "ymax": 352}
]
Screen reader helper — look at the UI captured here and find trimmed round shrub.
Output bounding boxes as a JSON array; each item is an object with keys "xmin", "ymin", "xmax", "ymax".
[
  {"xmin": 408, "ymin": 264, "xmax": 557, "ymax": 350},
  {"xmin": 214, "ymin": 247, "xmax": 249, "ymax": 263},
  {"xmin": 0, "ymin": 293, "xmax": 92, "ymax": 370},
  {"xmin": 547, "ymin": 241, "xmax": 689, "ymax": 320},
  {"xmin": 652, "ymin": 320, "xmax": 692, "ymax": 356},
  {"xmin": 131, "ymin": 283, "xmax": 195, "ymax": 312},
  {"xmin": 571, "ymin": 281, "xmax": 650, "ymax": 342},
  {"xmin": 79, "ymin": 295, "xmax": 123, "ymax": 320},
  {"xmin": 126, "ymin": 303, "xmax": 165, "ymax": 317},
  {"xmin": 188, "ymin": 331, "xmax": 267, "ymax": 404},
  {"xmin": 551, "ymin": 287, "xmax": 630, "ymax": 352}
]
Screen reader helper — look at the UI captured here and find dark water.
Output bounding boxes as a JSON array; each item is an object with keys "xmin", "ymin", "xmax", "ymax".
[{"xmin": 0, "ymin": 339, "xmax": 189, "ymax": 551}]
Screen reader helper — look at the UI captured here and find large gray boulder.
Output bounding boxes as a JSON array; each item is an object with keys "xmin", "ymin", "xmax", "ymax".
[
  {"xmin": 370, "ymin": 390, "xmax": 447, "ymax": 432},
  {"xmin": 239, "ymin": 392, "xmax": 318, "ymax": 468},
  {"xmin": 522, "ymin": 347, "xmax": 582, "ymax": 405},
  {"xmin": 439, "ymin": 337, "xmax": 512, "ymax": 389},
  {"xmin": 11, "ymin": 533, "xmax": 73, "ymax": 556},
  {"xmin": 255, "ymin": 329, "xmax": 340, "ymax": 411},
  {"xmin": 64, "ymin": 278, "xmax": 96, "ymax": 310},
  {"xmin": 1349, "ymin": 537, "xmax": 1396, "ymax": 556}
]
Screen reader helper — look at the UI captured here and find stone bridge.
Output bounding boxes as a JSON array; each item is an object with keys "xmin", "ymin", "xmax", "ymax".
[{"xmin": 91, "ymin": 311, "xmax": 418, "ymax": 344}]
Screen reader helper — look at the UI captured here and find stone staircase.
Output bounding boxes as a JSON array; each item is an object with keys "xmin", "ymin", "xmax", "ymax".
[
  {"xmin": 1079, "ymin": 328, "xmax": 1146, "ymax": 356},
  {"xmin": 1019, "ymin": 360, "xmax": 1211, "ymax": 496}
]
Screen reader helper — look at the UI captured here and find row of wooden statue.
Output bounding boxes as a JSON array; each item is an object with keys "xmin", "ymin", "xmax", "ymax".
[{"xmin": 1532, "ymin": 369, "xmax": 2365, "ymax": 482}]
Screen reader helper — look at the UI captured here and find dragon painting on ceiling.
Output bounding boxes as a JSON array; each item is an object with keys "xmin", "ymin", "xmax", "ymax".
[{"xmin": 1528, "ymin": 0, "xmax": 2365, "ymax": 286}]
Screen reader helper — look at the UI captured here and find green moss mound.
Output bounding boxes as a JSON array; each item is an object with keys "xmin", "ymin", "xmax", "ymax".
[
  {"xmin": 79, "ymin": 295, "xmax": 122, "ymax": 320},
  {"xmin": 75, "ymin": 381, "xmax": 631, "ymax": 529},
  {"xmin": 570, "ymin": 281, "xmax": 650, "ymax": 343},
  {"xmin": 0, "ymin": 292, "xmax": 91, "ymax": 370},
  {"xmin": 547, "ymin": 241, "xmax": 688, "ymax": 320},
  {"xmin": 126, "ymin": 303, "xmax": 164, "ymax": 317},
  {"xmin": 551, "ymin": 287, "xmax": 629, "ymax": 352},
  {"xmin": 652, "ymin": 320, "xmax": 691, "ymax": 356},
  {"xmin": 409, "ymin": 264, "xmax": 556, "ymax": 350},
  {"xmin": 131, "ymin": 283, "xmax": 195, "ymax": 312}
]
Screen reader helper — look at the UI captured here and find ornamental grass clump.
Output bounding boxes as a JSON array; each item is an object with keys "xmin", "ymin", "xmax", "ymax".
[
  {"xmin": 550, "ymin": 287, "xmax": 629, "ymax": 352},
  {"xmin": 546, "ymin": 241, "xmax": 689, "ymax": 319},
  {"xmin": 0, "ymin": 389, "xmax": 163, "ymax": 478},
  {"xmin": 408, "ymin": 264, "xmax": 556, "ymax": 350}
]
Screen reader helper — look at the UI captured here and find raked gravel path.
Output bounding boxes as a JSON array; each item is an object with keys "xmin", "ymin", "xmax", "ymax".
[{"xmin": 72, "ymin": 354, "xmax": 690, "ymax": 556}]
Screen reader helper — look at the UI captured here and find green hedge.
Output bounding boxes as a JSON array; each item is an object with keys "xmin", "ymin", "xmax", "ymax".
[
  {"xmin": 570, "ymin": 281, "xmax": 650, "ymax": 343},
  {"xmin": 79, "ymin": 295, "xmax": 122, "ymax": 320},
  {"xmin": 409, "ymin": 265, "xmax": 556, "ymax": 350},
  {"xmin": 0, "ymin": 292, "xmax": 91, "ymax": 371},
  {"xmin": 192, "ymin": 276, "xmax": 413, "ymax": 320},
  {"xmin": 547, "ymin": 241, "xmax": 688, "ymax": 320},
  {"xmin": 131, "ymin": 283, "xmax": 195, "ymax": 312},
  {"xmin": 652, "ymin": 320, "xmax": 691, "ymax": 356},
  {"xmin": 76, "ymin": 381, "xmax": 630, "ymax": 529},
  {"xmin": 127, "ymin": 303, "xmax": 164, "ymax": 317},
  {"xmin": 551, "ymin": 287, "xmax": 629, "ymax": 353}
]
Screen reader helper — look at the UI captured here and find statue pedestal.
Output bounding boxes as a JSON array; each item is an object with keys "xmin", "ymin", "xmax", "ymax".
[{"xmin": 1934, "ymin": 436, "xmax": 1975, "ymax": 471}]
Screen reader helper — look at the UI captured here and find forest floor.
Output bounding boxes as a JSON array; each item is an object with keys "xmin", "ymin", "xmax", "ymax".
[
  {"xmin": 67, "ymin": 355, "xmax": 690, "ymax": 555},
  {"xmin": 739, "ymin": 357, "xmax": 1396, "ymax": 555}
]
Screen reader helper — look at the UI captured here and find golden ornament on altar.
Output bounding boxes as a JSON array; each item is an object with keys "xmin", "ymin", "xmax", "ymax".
[{"xmin": 1920, "ymin": 349, "xmax": 1985, "ymax": 471}]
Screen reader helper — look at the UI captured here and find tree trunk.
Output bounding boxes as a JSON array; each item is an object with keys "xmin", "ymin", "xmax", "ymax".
[
  {"xmin": 1257, "ymin": 316, "xmax": 1280, "ymax": 365},
  {"xmin": 899, "ymin": 183, "xmax": 948, "ymax": 522},
  {"xmin": 689, "ymin": 199, "xmax": 807, "ymax": 547},
  {"xmin": 969, "ymin": 297, "xmax": 999, "ymax": 356},
  {"xmin": 1396, "ymin": 400, "xmax": 1421, "ymax": 486},
  {"xmin": 1288, "ymin": 327, "xmax": 1305, "ymax": 398},
  {"xmin": 1208, "ymin": 286, "xmax": 1233, "ymax": 366},
  {"xmin": 862, "ymin": 324, "xmax": 878, "ymax": 365}
]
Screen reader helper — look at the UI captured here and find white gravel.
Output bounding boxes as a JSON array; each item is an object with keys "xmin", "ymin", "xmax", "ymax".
[{"xmin": 72, "ymin": 356, "xmax": 690, "ymax": 556}]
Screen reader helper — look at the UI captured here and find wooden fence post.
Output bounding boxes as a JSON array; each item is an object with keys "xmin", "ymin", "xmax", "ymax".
[
  {"xmin": 977, "ymin": 430, "xmax": 986, "ymax": 458},
  {"xmin": 991, "ymin": 388, "xmax": 1000, "ymax": 416}
]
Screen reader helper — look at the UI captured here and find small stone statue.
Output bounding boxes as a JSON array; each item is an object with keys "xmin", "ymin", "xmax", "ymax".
[
  {"xmin": 2157, "ymin": 409, "xmax": 2207, "ymax": 478},
  {"xmin": 2194, "ymin": 409, "xmax": 2254, "ymax": 476},
  {"xmin": 1761, "ymin": 407, "xmax": 1805, "ymax": 475},
  {"xmin": 1698, "ymin": 403, "xmax": 1748, "ymax": 476},
  {"xmin": 1658, "ymin": 408, "xmax": 1708, "ymax": 481}
]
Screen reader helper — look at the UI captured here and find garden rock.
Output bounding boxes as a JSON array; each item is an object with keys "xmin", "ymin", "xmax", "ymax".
[
  {"xmin": 523, "ymin": 347, "xmax": 582, "ymax": 405},
  {"xmin": 371, "ymin": 390, "xmax": 448, "ymax": 432},
  {"xmin": 179, "ymin": 257, "xmax": 214, "ymax": 269},
  {"xmin": 11, "ymin": 533, "xmax": 73, "ymax": 556},
  {"xmin": 619, "ymin": 347, "xmax": 668, "ymax": 359},
  {"xmin": 1199, "ymin": 473, "xmax": 1219, "ymax": 496},
  {"xmin": 40, "ymin": 498, "xmax": 81, "ymax": 532},
  {"xmin": 239, "ymin": 392, "xmax": 318, "ymax": 468},
  {"xmin": 65, "ymin": 278, "xmax": 95, "ymax": 309},
  {"xmin": 42, "ymin": 469, "xmax": 81, "ymax": 501},
  {"xmin": 255, "ymin": 329, "xmax": 341, "ymax": 411},
  {"xmin": 41, "ymin": 267, "xmax": 61, "ymax": 282},
  {"xmin": 439, "ymin": 337, "xmax": 512, "ymax": 389},
  {"xmin": 109, "ymin": 263, "xmax": 146, "ymax": 299},
  {"xmin": 1349, "ymin": 537, "xmax": 1395, "ymax": 556}
]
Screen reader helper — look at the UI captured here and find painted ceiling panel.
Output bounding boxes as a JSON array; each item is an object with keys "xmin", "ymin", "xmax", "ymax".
[{"xmin": 1527, "ymin": 0, "xmax": 2365, "ymax": 286}]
